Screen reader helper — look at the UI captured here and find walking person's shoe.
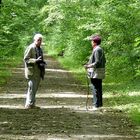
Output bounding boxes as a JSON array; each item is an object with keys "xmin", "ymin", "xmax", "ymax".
[
  {"xmin": 25, "ymin": 105, "xmax": 40, "ymax": 109},
  {"xmin": 88, "ymin": 106, "xmax": 98, "ymax": 111},
  {"xmin": 25, "ymin": 105, "xmax": 33, "ymax": 109},
  {"xmin": 32, "ymin": 105, "xmax": 40, "ymax": 109}
]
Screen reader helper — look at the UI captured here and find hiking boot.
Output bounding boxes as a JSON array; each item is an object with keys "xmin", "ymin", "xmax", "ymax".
[
  {"xmin": 25, "ymin": 105, "xmax": 40, "ymax": 109},
  {"xmin": 88, "ymin": 107, "xmax": 98, "ymax": 111},
  {"xmin": 32, "ymin": 106, "xmax": 40, "ymax": 109},
  {"xmin": 25, "ymin": 105, "xmax": 33, "ymax": 109}
]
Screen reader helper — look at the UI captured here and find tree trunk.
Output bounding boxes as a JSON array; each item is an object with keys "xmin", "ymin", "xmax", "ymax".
[{"xmin": 0, "ymin": 0, "xmax": 2, "ymax": 9}]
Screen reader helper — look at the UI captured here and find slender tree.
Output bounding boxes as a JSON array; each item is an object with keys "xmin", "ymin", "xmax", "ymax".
[{"xmin": 0, "ymin": 0, "xmax": 2, "ymax": 7}]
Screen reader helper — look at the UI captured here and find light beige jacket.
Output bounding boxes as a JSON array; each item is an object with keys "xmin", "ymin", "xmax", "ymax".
[{"xmin": 24, "ymin": 43, "xmax": 41, "ymax": 79}]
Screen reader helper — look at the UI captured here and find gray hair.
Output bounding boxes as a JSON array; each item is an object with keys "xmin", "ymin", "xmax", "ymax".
[{"xmin": 33, "ymin": 33, "xmax": 43, "ymax": 41}]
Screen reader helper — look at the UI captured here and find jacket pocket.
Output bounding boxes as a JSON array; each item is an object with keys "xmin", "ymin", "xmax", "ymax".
[
  {"xmin": 25, "ymin": 66, "xmax": 33, "ymax": 79},
  {"xmin": 94, "ymin": 68, "xmax": 105, "ymax": 79},
  {"xmin": 87, "ymin": 68, "xmax": 105, "ymax": 79}
]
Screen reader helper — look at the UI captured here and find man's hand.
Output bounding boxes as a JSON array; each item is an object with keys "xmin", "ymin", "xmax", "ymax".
[{"xmin": 36, "ymin": 56, "xmax": 42, "ymax": 63}]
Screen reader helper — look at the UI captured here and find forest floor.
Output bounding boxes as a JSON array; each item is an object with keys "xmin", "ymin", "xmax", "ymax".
[{"xmin": 0, "ymin": 56, "xmax": 140, "ymax": 140}]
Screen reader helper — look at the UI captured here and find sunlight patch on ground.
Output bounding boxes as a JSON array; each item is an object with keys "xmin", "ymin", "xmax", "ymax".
[
  {"xmin": 46, "ymin": 68, "xmax": 72, "ymax": 73},
  {"xmin": 103, "ymin": 94, "xmax": 120, "ymax": 98},
  {"xmin": 0, "ymin": 105, "xmax": 113, "ymax": 114},
  {"xmin": 104, "ymin": 82, "xmax": 122, "ymax": 86},
  {"xmin": 0, "ymin": 92, "xmax": 130, "ymax": 99},
  {"xmin": 11, "ymin": 67, "xmax": 73, "ymax": 73},
  {"xmin": 128, "ymin": 91, "xmax": 140, "ymax": 96},
  {"xmin": 0, "ymin": 105, "xmax": 99, "ymax": 113},
  {"xmin": 0, "ymin": 105, "xmax": 86, "ymax": 110},
  {"xmin": 41, "ymin": 105, "xmax": 87, "ymax": 111},
  {"xmin": 0, "ymin": 105, "xmax": 24, "ymax": 109},
  {"xmin": 1, "ymin": 91, "xmax": 139, "ymax": 101},
  {"xmin": 0, "ymin": 134, "xmax": 138, "ymax": 140},
  {"xmin": 114, "ymin": 103, "xmax": 140, "ymax": 111},
  {"xmin": 0, "ymin": 94, "xmax": 25, "ymax": 98},
  {"xmin": 0, "ymin": 121, "xmax": 11, "ymax": 125},
  {"xmin": 104, "ymin": 91, "xmax": 140, "ymax": 98},
  {"xmin": 11, "ymin": 68, "xmax": 24, "ymax": 70},
  {"xmin": 0, "ymin": 92, "xmax": 92, "ymax": 99},
  {"xmin": 71, "ymin": 134, "xmax": 138, "ymax": 139}
]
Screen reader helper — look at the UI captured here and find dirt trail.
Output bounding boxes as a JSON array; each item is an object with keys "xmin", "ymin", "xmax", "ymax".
[{"xmin": 0, "ymin": 56, "xmax": 139, "ymax": 140}]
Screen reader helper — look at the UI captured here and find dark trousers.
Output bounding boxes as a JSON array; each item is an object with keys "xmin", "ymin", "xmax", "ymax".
[{"xmin": 90, "ymin": 78, "xmax": 102, "ymax": 107}]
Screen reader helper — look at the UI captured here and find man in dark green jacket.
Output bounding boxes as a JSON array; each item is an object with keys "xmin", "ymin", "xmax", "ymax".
[{"xmin": 84, "ymin": 35, "xmax": 106, "ymax": 110}]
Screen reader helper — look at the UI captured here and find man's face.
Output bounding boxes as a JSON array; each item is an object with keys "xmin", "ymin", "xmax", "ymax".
[{"xmin": 35, "ymin": 37, "xmax": 42, "ymax": 47}]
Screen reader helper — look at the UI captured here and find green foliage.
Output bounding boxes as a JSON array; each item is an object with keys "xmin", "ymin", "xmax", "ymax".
[
  {"xmin": 98, "ymin": 0, "xmax": 140, "ymax": 81},
  {"xmin": 40, "ymin": 0, "xmax": 140, "ymax": 82},
  {"xmin": 1, "ymin": 0, "xmax": 140, "ymax": 83},
  {"xmin": 0, "ymin": 69, "xmax": 11, "ymax": 86},
  {"xmin": 132, "ymin": 37, "xmax": 140, "ymax": 78},
  {"xmin": 129, "ymin": 108, "xmax": 140, "ymax": 125},
  {"xmin": 0, "ymin": 0, "xmax": 46, "ymax": 85},
  {"xmin": 42, "ymin": 0, "xmax": 100, "ymax": 66}
]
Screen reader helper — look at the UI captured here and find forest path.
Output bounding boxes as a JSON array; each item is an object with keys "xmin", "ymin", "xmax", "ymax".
[{"xmin": 0, "ymin": 56, "xmax": 139, "ymax": 140}]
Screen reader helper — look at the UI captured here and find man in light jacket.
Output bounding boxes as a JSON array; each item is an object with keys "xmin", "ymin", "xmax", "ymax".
[
  {"xmin": 24, "ymin": 33, "xmax": 45, "ymax": 109},
  {"xmin": 84, "ymin": 35, "xmax": 106, "ymax": 110}
]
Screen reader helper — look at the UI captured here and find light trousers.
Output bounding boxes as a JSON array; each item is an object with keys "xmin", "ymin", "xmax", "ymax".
[{"xmin": 25, "ymin": 77, "xmax": 41, "ymax": 107}]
